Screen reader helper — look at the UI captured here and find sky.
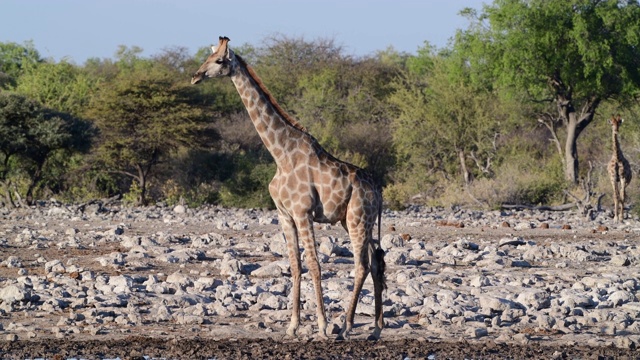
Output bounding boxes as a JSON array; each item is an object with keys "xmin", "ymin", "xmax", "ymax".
[{"xmin": 1, "ymin": 0, "xmax": 487, "ymax": 64}]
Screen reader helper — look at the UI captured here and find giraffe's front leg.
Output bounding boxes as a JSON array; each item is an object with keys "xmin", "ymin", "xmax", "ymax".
[
  {"xmin": 297, "ymin": 215, "xmax": 328, "ymax": 339},
  {"xmin": 278, "ymin": 213, "xmax": 302, "ymax": 338}
]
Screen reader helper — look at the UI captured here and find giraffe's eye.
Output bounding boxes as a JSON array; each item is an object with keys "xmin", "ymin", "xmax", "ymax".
[{"xmin": 215, "ymin": 59, "xmax": 224, "ymax": 64}]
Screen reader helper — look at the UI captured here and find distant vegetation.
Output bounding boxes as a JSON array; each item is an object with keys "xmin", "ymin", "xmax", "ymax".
[{"xmin": 2, "ymin": 0, "xmax": 640, "ymax": 216}]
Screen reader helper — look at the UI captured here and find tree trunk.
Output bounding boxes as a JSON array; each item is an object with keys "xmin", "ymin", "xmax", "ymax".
[
  {"xmin": 1, "ymin": 155, "xmax": 16, "ymax": 208},
  {"xmin": 25, "ymin": 165, "xmax": 44, "ymax": 205},
  {"xmin": 136, "ymin": 164, "xmax": 148, "ymax": 206},
  {"xmin": 0, "ymin": 180, "xmax": 16, "ymax": 208},
  {"xmin": 553, "ymin": 79, "xmax": 599, "ymax": 184},
  {"xmin": 458, "ymin": 149, "xmax": 472, "ymax": 186},
  {"xmin": 564, "ymin": 113, "xmax": 580, "ymax": 184}
]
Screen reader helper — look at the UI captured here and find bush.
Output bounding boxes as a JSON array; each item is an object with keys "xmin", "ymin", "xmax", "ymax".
[{"xmin": 218, "ymin": 162, "xmax": 275, "ymax": 209}]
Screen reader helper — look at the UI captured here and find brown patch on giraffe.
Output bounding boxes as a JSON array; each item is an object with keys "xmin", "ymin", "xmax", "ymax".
[
  {"xmin": 276, "ymin": 129, "xmax": 287, "ymax": 148},
  {"xmin": 266, "ymin": 131, "xmax": 276, "ymax": 147},
  {"xmin": 249, "ymin": 108, "xmax": 260, "ymax": 121},
  {"xmin": 296, "ymin": 182, "xmax": 309, "ymax": 195},
  {"xmin": 265, "ymin": 105, "xmax": 275, "ymax": 117},
  {"xmin": 320, "ymin": 172, "xmax": 332, "ymax": 185},
  {"xmin": 271, "ymin": 147, "xmax": 283, "ymax": 159},
  {"xmin": 294, "ymin": 167, "xmax": 309, "ymax": 182},
  {"xmin": 286, "ymin": 175, "xmax": 297, "ymax": 191}
]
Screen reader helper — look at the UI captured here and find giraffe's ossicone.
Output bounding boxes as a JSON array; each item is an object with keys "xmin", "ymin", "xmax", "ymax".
[{"xmin": 192, "ymin": 36, "xmax": 386, "ymax": 340}]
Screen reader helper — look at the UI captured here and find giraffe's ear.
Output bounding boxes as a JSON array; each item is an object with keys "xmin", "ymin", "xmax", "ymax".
[{"xmin": 210, "ymin": 45, "xmax": 217, "ymax": 54}]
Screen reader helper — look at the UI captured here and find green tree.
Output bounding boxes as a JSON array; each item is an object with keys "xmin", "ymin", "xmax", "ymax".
[
  {"xmin": 460, "ymin": 0, "xmax": 640, "ymax": 183},
  {"xmin": 15, "ymin": 60, "xmax": 96, "ymax": 116},
  {"xmin": 390, "ymin": 44, "xmax": 507, "ymax": 205},
  {"xmin": 88, "ymin": 59, "xmax": 209, "ymax": 205},
  {"xmin": 0, "ymin": 93, "xmax": 32, "ymax": 205},
  {"xmin": 0, "ymin": 93, "xmax": 93, "ymax": 206},
  {"xmin": 0, "ymin": 41, "xmax": 42, "ymax": 88}
]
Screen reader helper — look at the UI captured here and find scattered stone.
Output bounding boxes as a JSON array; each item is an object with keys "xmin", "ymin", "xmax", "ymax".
[
  {"xmin": 498, "ymin": 237, "xmax": 526, "ymax": 247},
  {"xmin": 0, "ymin": 284, "xmax": 31, "ymax": 304},
  {"xmin": 611, "ymin": 255, "xmax": 631, "ymax": 266},
  {"xmin": 0, "ymin": 203, "xmax": 639, "ymax": 355}
]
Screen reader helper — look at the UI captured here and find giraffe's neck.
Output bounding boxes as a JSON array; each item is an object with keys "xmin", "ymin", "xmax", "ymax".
[
  {"xmin": 230, "ymin": 56, "xmax": 307, "ymax": 163},
  {"xmin": 612, "ymin": 129, "xmax": 624, "ymax": 161}
]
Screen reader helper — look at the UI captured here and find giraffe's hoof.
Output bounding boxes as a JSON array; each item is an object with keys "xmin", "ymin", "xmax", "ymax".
[
  {"xmin": 286, "ymin": 326, "xmax": 298, "ymax": 338},
  {"xmin": 367, "ymin": 328, "xmax": 382, "ymax": 341},
  {"xmin": 336, "ymin": 329, "xmax": 350, "ymax": 341},
  {"xmin": 316, "ymin": 327, "xmax": 329, "ymax": 341}
]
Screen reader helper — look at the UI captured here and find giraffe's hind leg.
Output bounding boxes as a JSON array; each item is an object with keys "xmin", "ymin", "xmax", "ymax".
[
  {"xmin": 337, "ymin": 237, "xmax": 368, "ymax": 340},
  {"xmin": 369, "ymin": 245, "xmax": 386, "ymax": 340},
  {"xmin": 611, "ymin": 179, "xmax": 621, "ymax": 222},
  {"xmin": 620, "ymin": 179, "xmax": 628, "ymax": 221}
]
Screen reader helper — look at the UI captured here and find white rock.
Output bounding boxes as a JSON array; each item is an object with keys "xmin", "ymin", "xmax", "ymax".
[
  {"xmin": 251, "ymin": 262, "xmax": 284, "ymax": 278},
  {"xmin": 44, "ymin": 259, "xmax": 66, "ymax": 273},
  {"xmin": 269, "ymin": 233, "xmax": 288, "ymax": 256},
  {"xmin": 470, "ymin": 275, "xmax": 491, "ymax": 287},
  {"xmin": 608, "ymin": 290, "xmax": 636, "ymax": 307},
  {"xmin": 173, "ymin": 205, "xmax": 186, "ymax": 214},
  {"xmin": 166, "ymin": 272, "xmax": 193, "ymax": 288},
  {"xmin": 0, "ymin": 284, "xmax": 31, "ymax": 304},
  {"xmin": 3, "ymin": 256, "xmax": 22, "ymax": 268},
  {"xmin": 611, "ymin": 255, "xmax": 631, "ymax": 266},
  {"xmin": 256, "ymin": 293, "xmax": 287, "ymax": 310},
  {"xmin": 381, "ymin": 234, "xmax": 404, "ymax": 249},
  {"xmin": 478, "ymin": 295, "xmax": 518, "ymax": 313},
  {"xmin": 465, "ymin": 326, "xmax": 488, "ymax": 338},
  {"xmin": 516, "ymin": 289, "xmax": 550, "ymax": 310}
]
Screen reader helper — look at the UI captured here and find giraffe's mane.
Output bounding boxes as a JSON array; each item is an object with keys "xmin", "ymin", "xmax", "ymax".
[{"xmin": 235, "ymin": 54, "xmax": 308, "ymax": 133}]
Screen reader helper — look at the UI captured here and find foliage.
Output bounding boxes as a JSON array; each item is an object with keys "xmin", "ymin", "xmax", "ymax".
[
  {"xmin": 389, "ymin": 43, "xmax": 510, "ymax": 205},
  {"xmin": 4, "ymin": 21, "xmax": 640, "ymax": 213},
  {"xmin": 217, "ymin": 154, "xmax": 275, "ymax": 209},
  {"xmin": 88, "ymin": 57, "xmax": 211, "ymax": 205},
  {"xmin": 14, "ymin": 61, "xmax": 96, "ymax": 116},
  {"xmin": 0, "ymin": 92, "xmax": 94, "ymax": 205},
  {"xmin": 0, "ymin": 41, "xmax": 42, "ymax": 88},
  {"xmin": 459, "ymin": 0, "xmax": 640, "ymax": 183}
]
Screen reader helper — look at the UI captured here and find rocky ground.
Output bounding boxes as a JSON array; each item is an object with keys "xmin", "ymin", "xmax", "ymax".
[{"xmin": 0, "ymin": 201, "xmax": 639, "ymax": 359}]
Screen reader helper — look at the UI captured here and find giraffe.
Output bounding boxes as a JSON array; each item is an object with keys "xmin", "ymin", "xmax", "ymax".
[
  {"xmin": 607, "ymin": 114, "xmax": 632, "ymax": 223},
  {"xmin": 191, "ymin": 36, "xmax": 386, "ymax": 340}
]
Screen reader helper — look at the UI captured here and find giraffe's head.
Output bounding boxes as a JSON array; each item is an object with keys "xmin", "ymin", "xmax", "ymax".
[
  {"xmin": 609, "ymin": 114, "xmax": 624, "ymax": 132},
  {"xmin": 191, "ymin": 36, "xmax": 235, "ymax": 85}
]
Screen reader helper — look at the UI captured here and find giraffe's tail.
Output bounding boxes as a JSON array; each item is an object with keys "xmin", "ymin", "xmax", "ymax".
[{"xmin": 373, "ymin": 190, "xmax": 387, "ymax": 290}]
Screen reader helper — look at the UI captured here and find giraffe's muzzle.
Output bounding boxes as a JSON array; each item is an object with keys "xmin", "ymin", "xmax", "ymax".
[{"xmin": 191, "ymin": 72, "xmax": 204, "ymax": 85}]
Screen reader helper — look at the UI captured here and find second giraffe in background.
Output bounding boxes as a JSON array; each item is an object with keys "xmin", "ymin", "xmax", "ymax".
[{"xmin": 608, "ymin": 114, "xmax": 632, "ymax": 223}]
